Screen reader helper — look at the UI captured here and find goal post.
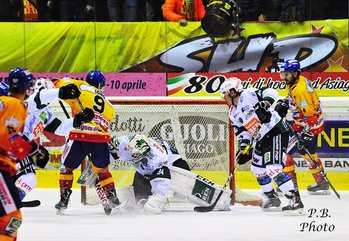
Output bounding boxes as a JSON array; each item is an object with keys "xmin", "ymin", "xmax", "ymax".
[{"xmin": 81, "ymin": 97, "xmax": 260, "ymax": 206}]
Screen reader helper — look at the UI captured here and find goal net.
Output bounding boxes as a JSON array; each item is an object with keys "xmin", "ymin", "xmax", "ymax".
[{"xmin": 81, "ymin": 98, "xmax": 260, "ymax": 206}]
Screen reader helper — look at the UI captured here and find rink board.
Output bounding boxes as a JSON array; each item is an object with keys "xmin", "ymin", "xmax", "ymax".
[{"xmin": 34, "ymin": 170, "xmax": 349, "ymax": 190}]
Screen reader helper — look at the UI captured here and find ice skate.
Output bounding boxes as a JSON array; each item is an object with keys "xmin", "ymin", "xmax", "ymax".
[
  {"xmin": 260, "ymin": 191, "xmax": 281, "ymax": 212},
  {"xmin": 282, "ymin": 191, "xmax": 305, "ymax": 216},
  {"xmin": 104, "ymin": 188, "xmax": 122, "ymax": 215},
  {"xmin": 307, "ymin": 182, "xmax": 331, "ymax": 195},
  {"xmin": 55, "ymin": 188, "xmax": 72, "ymax": 215}
]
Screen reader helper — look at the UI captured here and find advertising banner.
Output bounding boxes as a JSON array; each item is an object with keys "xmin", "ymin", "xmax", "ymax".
[
  {"xmin": 0, "ymin": 72, "xmax": 166, "ymax": 96},
  {"xmin": 167, "ymin": 72, "xmax": 349, "ymax": 97},
  {"xmin": 0, "ymin": 20, "xmax": 347, "ymax": 73}
]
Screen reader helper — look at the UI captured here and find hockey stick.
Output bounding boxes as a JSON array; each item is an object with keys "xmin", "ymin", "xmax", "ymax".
[
  {"xmin": 22, "ymin": 200, "xmax": 41, "ymax": 207},
  {"xmin": 285, "ymin": 122, "xmax": 340, "ymax": 199},
  {"xmin": 194, "ymin": 163, "xmax": 240, "ymax": 212}
]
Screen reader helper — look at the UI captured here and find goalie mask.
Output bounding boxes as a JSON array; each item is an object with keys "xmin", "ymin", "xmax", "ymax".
[
  {"xmin": 127, "ymin": 134, "xmax": 151, "ymax": 161},
  {"xmin": 34, "ymin": 78, "xmax": 54, "ymax": 92}
]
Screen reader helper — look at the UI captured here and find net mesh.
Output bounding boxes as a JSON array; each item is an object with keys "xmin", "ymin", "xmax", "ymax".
[{"xmin": 82, "ymin": 99, "xmax": 260, "ymax": 205}]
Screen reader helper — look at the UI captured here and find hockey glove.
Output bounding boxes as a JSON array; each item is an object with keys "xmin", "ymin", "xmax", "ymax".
[
  {"xmin": 108, "ymin": 142, "xmax": 119, "ymax": 160},
  {"xmin": 254, "ymin": 101, "xmax": 272, "ymax": 123},
  {"xmin": 30, "ymin": 145, "xmax": 50, "ymax": 169},
  {"xmin": 235, "ymin": 142, "xmax": 253, "ymax": 165},
  {"xmin": 179, "ymin": 19, "xmax": 188, "ymax": 26},
  {"xmin": 73, "ymin": 108, "xmax": 94, "ymax": 128},
  {"xmin": 274, "ymin": 99, "xmax": 289, "ymax": 118},
  {"xmin": 297, "ymin": 129, "xmax": 314, "ymax": 150},
  {"xmin": 58, "ymin": 84, "xmax": 81, "ymax": 100},
  {"xmin": 8, "ymin": 135, "xmax": 35, "ymax": 161},
  {"xmin": 144, "ymin": 195, "xmax": 168, "ymax": 214}
]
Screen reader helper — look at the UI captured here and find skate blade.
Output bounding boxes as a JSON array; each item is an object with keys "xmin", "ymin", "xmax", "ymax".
[
  {"xmin": 261, "ymin": 206, "xmax": 281, "ymax": 212},
  {"xmin": 307, "ymin": 190, "xmax": 331, "ymax": 195},
  {"xmin": 56, "ymin": 208, "xmax": 66, "ymax": 216},
  {"xmin": 282, "ymin": 208, "xmax": 305, "ymax": 216},
  {"xmin": 109, "ymin": 199, "xmax": 130, "ymax": 215}
]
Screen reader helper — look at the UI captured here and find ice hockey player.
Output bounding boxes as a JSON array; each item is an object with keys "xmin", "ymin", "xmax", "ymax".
[
  {"xmin": 15, "ymin": 77, "xmax": 81, "ymax": 206},
  {"xmin": 220, "ymin": 77, "xmax": 304, "ymax": 214},
  {"xmin": 278, "ymin": 59, "xmax": 329, "ymax": 195},
  {"xmin": 106, "ymin": 134, "xmax": 232, "ymax": 214},
  {"xmin": 0, "ymin": 68, "xmax": 37, "ymax": 241},
  {"xmin": 53, "ymin": 71, "xmax": 119, "ymax": 215}
]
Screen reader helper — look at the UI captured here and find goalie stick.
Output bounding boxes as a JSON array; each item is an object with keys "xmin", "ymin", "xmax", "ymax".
[
  {"xmin": 194, "ymin": 164, "xmax": 240, "ymax": 212},
  {"xmin": 285, "ymin": 121, "xmax": 340, "ymax": 200},
  {"xmin": 194, "ymin": 118, "xmax": 262, "ymax": 212}
]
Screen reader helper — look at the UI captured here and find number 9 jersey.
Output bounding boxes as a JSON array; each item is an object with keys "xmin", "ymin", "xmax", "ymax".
[{"xmin": 54, "ymin": 77, "xmax": 115, "ymax": 143}]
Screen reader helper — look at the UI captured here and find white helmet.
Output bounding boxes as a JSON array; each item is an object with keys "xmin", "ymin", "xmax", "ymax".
[
  {"xmin": 34, "ymin": 78, "xmax": 54, "ymax": 92},
  {"xmin": 127, "ymin": 134, "xmax": 151, "ymax": 161},
  {"xmin": 219, "ymin": 77, "xmax": 243, "ymax": 98}
]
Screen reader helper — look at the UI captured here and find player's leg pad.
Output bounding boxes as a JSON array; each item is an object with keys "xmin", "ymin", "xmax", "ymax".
[{"xmin": 169, "ymin": 166, "xmax": 231, "ymax": 211}]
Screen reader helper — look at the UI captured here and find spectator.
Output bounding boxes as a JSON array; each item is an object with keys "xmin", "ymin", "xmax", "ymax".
[
  {"xmin": 279, "ymin": 0, "xmax": 305, "ymax": 22},
  {"xmin": 145, "ymin": 0, "xmax": 165, "ymax": 21},
  {"xmin": 163, "ymin": 0, "xmax": 206, "ymax": 26},
  {"xmin": 107, "ymin": 0, "xmax": 138, "ymax": 21},
  {"xmin": 58, "ymin": 0, "xmax": 87, "ymax": 21},
  {"xmin": 259, "ymin": 0, "xmax": 280, "ymax": 21},
  {"xmin": 237, "ymin": 0, "xmax": 262, "ymax": 22},
  {"xmin": 0, "ymin": 0, "xmax": 22, "ymax": 21}
]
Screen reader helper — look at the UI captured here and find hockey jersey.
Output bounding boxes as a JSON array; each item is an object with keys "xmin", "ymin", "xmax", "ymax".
[
  {"xmin": 229, "ymin": 87, "xmax": 284, "ymax": 147},
  {"xmin": 24, "ymin": 88, "xmax": 74, "ymax": 141},
  {"xmin": 0, "ymin": 96, "xmax": 28, "ymax": 176},
  {"xmin": 111, "ymin": 135, "xmax": 181, "ymax": 177},
  {"xmin": 287, "ymin": 76, "xmax": 324, "ymax": 135},
  {"xmin": 54, "ymin": 78, "xmax": 115, "ymax": 143}
]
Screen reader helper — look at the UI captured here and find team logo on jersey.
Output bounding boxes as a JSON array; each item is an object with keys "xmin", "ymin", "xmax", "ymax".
[
  {"xmin": 39, "ymin": 111, "xmax": 47, "ymax": 121},
  {"xmin": 5, "ymin": 117, "xmax": 19, "ymax": 134}
]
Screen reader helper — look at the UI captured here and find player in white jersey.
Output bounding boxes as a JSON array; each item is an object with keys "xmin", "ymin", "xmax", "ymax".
[
  {"xmin": 107, "ymin": 134, "xmax": 231, "ymax": 214},
  {"xmin": 220, "ymin": 77, "xmax": 304, "ymax": 214},
  {"xmin": 15, "ymin": 78, "xmax": 81, "ymax": 203}
]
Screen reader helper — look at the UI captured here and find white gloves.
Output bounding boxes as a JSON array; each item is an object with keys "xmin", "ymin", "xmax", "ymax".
[{"xmin": 143, "ymin": 195, "xmax": 168, "ymax": 214}]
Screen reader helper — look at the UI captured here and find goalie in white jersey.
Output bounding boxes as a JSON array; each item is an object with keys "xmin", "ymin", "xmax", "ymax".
[
  {"xmin": 220, "ymin": 77, "xmax": 304, "ymax": 214},
  {"xmin": 16, "ymin": 78, "xmax": 81, "ymax": 203},
  {"xmin": 108, "ymin": 134, "xmax": 232, "ymax": 214}
]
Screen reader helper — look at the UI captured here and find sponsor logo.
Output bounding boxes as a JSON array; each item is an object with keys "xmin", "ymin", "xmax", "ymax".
[
  {"xmin": 192, "ymin": 176, "xmax": 216, "ymax": 203},
  {"xmin": 149, "ymin": 116, "xmax": 227, "ymax": 158}
]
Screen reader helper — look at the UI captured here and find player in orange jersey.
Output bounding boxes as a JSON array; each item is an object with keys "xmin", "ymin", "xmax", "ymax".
[
  {"xmin": 0, "ymin": 68, "xmax": 36, "ymax": 241},
  {"xmin": 278, "ymin": 59, "xmax": 329, "ymax": 195}
]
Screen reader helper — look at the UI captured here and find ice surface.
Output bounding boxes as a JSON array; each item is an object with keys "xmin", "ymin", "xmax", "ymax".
[{"xmin": 19, "ymin": 189, "xmax": 349, "ymax": 241}]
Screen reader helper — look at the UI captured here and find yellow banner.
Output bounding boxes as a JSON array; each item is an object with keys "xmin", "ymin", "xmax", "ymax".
[
  {"xmin": 0, "ymin": 22, "xmax": 199, "ymax": 72},
  {"xmin": 0, "ymin": 20, "xmax": 347, "ymax": 73}
]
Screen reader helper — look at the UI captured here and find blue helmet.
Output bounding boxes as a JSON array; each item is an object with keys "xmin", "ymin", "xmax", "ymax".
[
  {"xmin": 280, "ymin": 59, "xmax": 301, "ymax": 72},
  {"xmin": 86, "ymin": 71, "xmax": 106, "ymax": 89},
  {"xmin": 0, "ymin": 82, "xmax": 9, "ymax": 96},
  {"xmin": 7, "ymin": 67, "xmax": 35, "ymax": 93}
]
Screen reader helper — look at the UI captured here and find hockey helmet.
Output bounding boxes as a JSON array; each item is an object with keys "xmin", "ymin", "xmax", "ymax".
[
  {"xmin": 220, "ymin": 77, "xmax": 243, "ymax": 98},
  {"xmin": 127, "ymin": 134, "xmax": 151, "ymax": 161},
  {"xmin": 280, "ymin": 59, "xmax": 301, "ymax": 73},
  {"xmin": 7, "ymin": 67, "xmax": 35, "ymax": 93},
  {"xmin": 86, "ymin": 71, "xmax": 106, "ymax": 89},
  {"xmin": 0, "ymin": 82, "xmax": 9, "ymax": 96},
  {"xmin": 34, "ymin": 78, "xmax": 54, "ymax": 92}
]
